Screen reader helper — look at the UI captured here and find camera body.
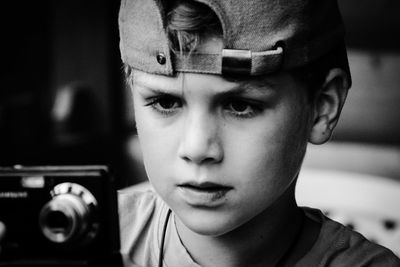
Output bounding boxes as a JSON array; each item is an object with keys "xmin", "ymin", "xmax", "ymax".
[{"xmin": 0, "ymin": 166, "xmax": 121, "ymax": 267}]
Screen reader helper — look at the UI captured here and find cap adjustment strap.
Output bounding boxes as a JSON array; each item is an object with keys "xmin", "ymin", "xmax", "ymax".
[
  {"xmin": 173, "ymin": 46, "xmax": 283, "ymax": 76},
  {"xmin": 251, "ymin": 46, "xmax": 283, "ymax": 75}
]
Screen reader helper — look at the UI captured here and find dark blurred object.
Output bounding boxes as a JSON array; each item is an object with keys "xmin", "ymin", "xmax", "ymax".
[
  {"xmin": 339, "ymin": 0, "xmax": 400, "ymax": 52},
  {"xmin": 0, "ymin": 0, "xmax": 123, "ymax": 171},
  {"xmin": 0, "ymin": 166, "xmax": 121, "ymax": 267},
  {"xmin": 331, "ymin": 0, "xmax": 400, "ymax": 145},
  {"xmin": 0, "ymin": 1, "xmax": 51, "ymax": 164},
  {"xmin": 51, "ymin": 83, "xmax": 101, "ymax": 143},
  {"xmin": 46, "ymin": 83, "xmax": 109, "ymax": 164}
]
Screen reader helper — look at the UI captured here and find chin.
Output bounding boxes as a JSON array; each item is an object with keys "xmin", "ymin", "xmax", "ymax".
[
  {"xmin": 186, "ymin": 222, "xmax": 233, "ymax": 237},
  {"xmin": 179, "ymin": 209, "xmax": 242, "ymax": 237}
]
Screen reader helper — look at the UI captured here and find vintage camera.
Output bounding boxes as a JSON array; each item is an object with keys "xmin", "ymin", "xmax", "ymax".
[{"xmin": 0, "ymin": 166, "xmax": 121, "ymax": 267}]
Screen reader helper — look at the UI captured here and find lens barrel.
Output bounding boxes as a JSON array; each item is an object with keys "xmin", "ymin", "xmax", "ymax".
[{"xmin": 39, "ymin": 183, "xmax": 98, "ymax": 244}]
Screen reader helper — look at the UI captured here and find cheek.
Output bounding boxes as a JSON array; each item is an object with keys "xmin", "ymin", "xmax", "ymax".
[
  {"xmin": 133, "ymin": 104, "xmax": 186, "ymax": 200},
  {"xmin": 273, "ymin": 105, "xmax": 310, "ymax": 173},
  {"xmin": 133, "ymin": 99, "xmax": 171, "ymax": 181},
  {"xmin": 236, "ymin": 111, "xmax": 308, "ymax": 165},
  {"xmin": 230, "ymin": 105, "xmax": 309, "ymax": 191}
]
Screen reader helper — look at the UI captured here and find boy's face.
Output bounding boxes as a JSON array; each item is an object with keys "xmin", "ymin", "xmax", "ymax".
[
  {"xmin": 131, "ymin": 36, "xmax": 315, "ymax": 237},
  {"xmin": 132, "ymin": 67, "xmax": 313, "ymax": 236}
]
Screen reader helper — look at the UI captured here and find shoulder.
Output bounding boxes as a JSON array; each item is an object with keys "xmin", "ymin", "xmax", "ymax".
[
  {"xmin": 118, "ymin": 182, "xmax": 159, "ymax": 217},
  {"xmin": 118, "ymin": 182, "xmax": 168, "ymax": 267},
  {"xmin": 298, "ymin": 207, "xmax": 400, "ymax": 267}
]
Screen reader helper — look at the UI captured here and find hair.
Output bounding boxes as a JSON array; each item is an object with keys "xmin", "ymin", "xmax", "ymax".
[
  {"xmin": 166, "ymin": 0, "xmax": 222, "ymax": 54},
  {"xmin": 124, "ymin": 0, "xmax": 337, "ymax": 102}
]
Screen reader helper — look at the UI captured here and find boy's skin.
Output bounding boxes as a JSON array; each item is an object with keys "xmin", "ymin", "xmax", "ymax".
[{"xmin": 131, "ymin": 37, "xmax": 349, "ymax": 266}]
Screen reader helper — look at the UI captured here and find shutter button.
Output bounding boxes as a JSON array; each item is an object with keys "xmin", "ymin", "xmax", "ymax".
[{"xmin": 156, "ymin": 52, "xmax": 166, "ymax": 65}]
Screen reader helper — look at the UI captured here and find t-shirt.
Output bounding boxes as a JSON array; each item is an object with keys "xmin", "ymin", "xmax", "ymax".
[{"xmin": 118, "ymin": 184, "xmax": 400, "ymax": 267}]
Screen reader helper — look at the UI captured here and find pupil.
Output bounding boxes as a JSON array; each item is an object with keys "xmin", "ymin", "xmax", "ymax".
[
  {"xmin": 232, "ymin": 101, "xmax": 247, "ymax": 112},
  {"xmin": 159, "ymin": 98, "xmax": 175, "ymax": 109}
]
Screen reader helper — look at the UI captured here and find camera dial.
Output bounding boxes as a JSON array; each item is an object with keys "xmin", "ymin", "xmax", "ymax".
[{"xmin": 39, "ymin": 183, "xmax": 99, "ymax": 244}]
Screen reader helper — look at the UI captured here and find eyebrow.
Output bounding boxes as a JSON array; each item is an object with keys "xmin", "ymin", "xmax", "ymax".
[
  {"xmin": 134, "ymin": 81, "xmax": 182, "ymax": 97},
  {"xmin": 134, "ymin": 76, "xmax": 277, "ymax": 97},
  {"xmin": 227, "ymin": 79, "xmax": 276, "ymax": 95}
]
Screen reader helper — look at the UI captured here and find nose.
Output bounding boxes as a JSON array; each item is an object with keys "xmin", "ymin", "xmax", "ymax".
[{"xmin": 177, "ymin": 111, "xmax": 223, "ymax": 165}]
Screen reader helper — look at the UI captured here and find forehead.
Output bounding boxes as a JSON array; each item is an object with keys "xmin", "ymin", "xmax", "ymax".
[{"xmin": 132, "ymin": 70, "xmax": 286, "ymax": 95}]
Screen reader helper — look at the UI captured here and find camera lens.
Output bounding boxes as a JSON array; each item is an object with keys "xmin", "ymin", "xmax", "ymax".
[{"xmin": 39, "ymin": 183, "xmax": 98, "ymax": 244}]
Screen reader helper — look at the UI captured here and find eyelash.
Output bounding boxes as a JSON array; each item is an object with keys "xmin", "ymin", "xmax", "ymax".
[{"xmin": 144, "ymin": 95, "xmax": 263, "ymax": 119}]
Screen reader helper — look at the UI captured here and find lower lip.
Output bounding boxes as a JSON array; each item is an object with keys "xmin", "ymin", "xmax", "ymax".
[{"xmin": 178, "ymin": 186, "xmax": 231, "ymax": 207}]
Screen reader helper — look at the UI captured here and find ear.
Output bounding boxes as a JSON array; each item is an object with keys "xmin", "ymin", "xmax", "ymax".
[{"xmin": 309, "ymin": 68, "xmax": 350, "ymax": 145}]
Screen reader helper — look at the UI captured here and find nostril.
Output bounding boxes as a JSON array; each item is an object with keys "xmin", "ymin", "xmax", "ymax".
[
  {"xmin": 180, "ymin": 151, "xmax": 223, "ymax": 165},
  {"xmin": 201, "ymin": 156, "xmax": 221, "ymax": 165}
]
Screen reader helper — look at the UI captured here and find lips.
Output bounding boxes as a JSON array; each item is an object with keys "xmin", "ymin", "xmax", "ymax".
[
  {"xmin": 180, "ymin": 181, "xmax": 231, "ymax": 190},
  {"xmin": 177, "ymin": 181, "xmax": 232, "ymax": 207}
]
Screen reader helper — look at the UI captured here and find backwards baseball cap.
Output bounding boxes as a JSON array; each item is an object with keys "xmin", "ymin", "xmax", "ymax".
[{"xmin": 119, "ymin": 0, "xmax": 350, "ymax": 81}]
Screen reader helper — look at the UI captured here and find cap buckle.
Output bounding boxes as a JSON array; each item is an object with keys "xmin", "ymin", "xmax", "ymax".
[{"xmin": 222, "ymin": 49, "xmax": 252, "ymax": 76}]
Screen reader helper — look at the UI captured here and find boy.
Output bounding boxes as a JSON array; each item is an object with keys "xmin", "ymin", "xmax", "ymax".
[{"xmin": 118, "ymin": 0, "xmax": 400, "ymax": 266}]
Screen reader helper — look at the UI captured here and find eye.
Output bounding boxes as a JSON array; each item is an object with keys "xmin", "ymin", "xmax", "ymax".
[
  {"xmin": 157, "ymin": 96, "xmax": 180, "ymax": 109},
  {"xmin": 145, "ymin": 95, "xmax": 182, "ymax": 116},
  {"xmin": 230, "ymin": 100, "xmax": 251, "ymax": 113},
  {"xmin": 224, "ymin": 98, "xmax": 262, "ymax": 118}
]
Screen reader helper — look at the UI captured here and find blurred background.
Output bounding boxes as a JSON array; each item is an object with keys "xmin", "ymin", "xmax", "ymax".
[{"xmin": 0, "ymin": 0, "xmax": 399, "ymax": 187}]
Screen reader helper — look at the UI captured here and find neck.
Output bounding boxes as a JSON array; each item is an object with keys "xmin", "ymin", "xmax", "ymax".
[{"xmin": 175, "ymin": 183, "xmax": 304, "ymax": 267}]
